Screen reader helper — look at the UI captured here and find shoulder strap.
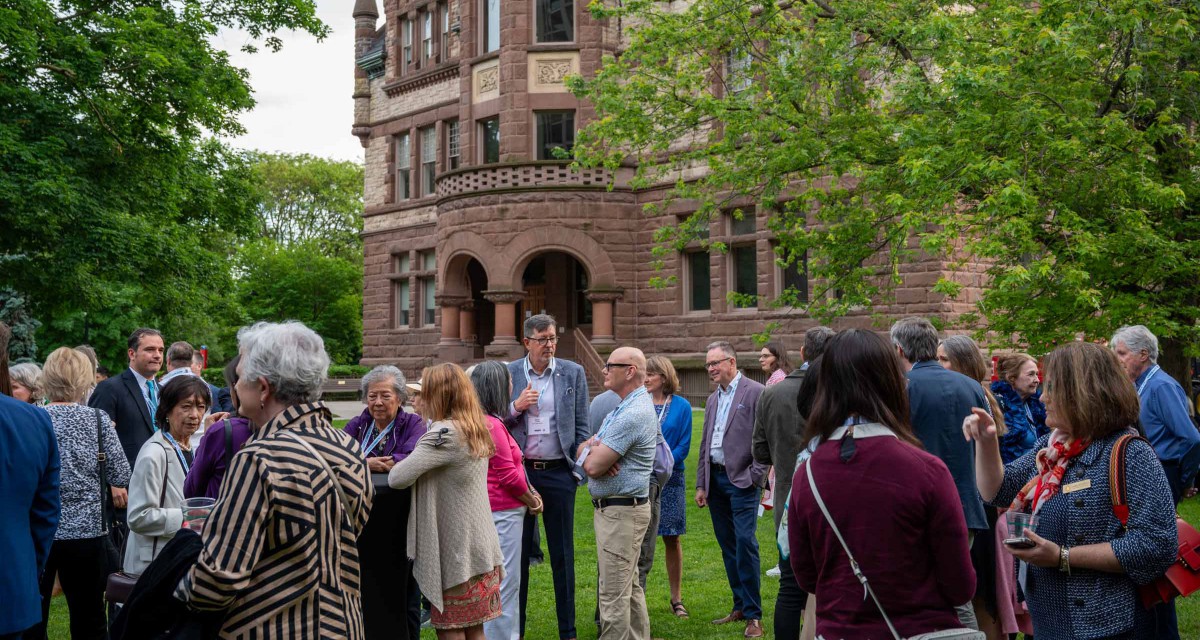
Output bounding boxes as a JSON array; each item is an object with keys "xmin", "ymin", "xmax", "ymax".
[
  {"xmin": 224, "ymin": 419, "xmax": 234, "ymax": 469},
  {"xmin": 1109, "ymin": 432, "xmax": 1141, "ymax": 527},
  {"xmin": 95, "ymin": 409, "xmax": 110, "ymax": 534},
  {"xmin": 152, "ymin": 441, "xmax": 172, "ymax": 558},
  {"xmin": 805, "ymin": 459, "xmax": 903, "ymax": 640},
  {"xmin": 281, "ymin": 431, "xmax": 353, "ymax": 526}
]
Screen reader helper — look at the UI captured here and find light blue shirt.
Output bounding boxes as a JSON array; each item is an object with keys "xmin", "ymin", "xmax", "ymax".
[
  {"xmin": 130, "ymin": 368, "xmax": 157, "ymax": 418},
  {"xmin": 522, "ymin": 357, "xmax": 560, "ymax": 461},
  {"xmin": 588, "ymin": 386, "xmax": 657, "ymax": 499},
  {"xmin": 1135, "ymin": 364, "xmax": 1200, "ymax": 466},
  {"xmin": 709, "ymin": 372, "xmax": 743, "ymax": 466}
]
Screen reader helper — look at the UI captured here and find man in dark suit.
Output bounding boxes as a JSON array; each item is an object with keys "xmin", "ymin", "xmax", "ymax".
[
  {"xmin": 89, "ymin": 327, "xmax": 165, "ymax": 468},
  {"xmin": 890, "ymin": 317, "xmax": 987, "ymax": 630},
  {"xmin": 696, "ymin": 341, "xmax": 767, "ymax": 638},
  {"xmin": 0, "ymin": 323, "xmax": 60, "ymax": 640},
  {"xmin": 751, "ymin": 326, "xmax": 833, "ymax": 640},
  {"xmin": 507, "ymin": 314, "xmax": 590, "ymax": 640}
]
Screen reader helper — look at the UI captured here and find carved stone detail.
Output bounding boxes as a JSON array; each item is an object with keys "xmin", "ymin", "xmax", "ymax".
[
  {"xmin": 482, "ymin": 290, "xmax": 526, "ymax": 305},
  {"xmin": 536, "ymin": 59, "xmax": 573, "ymax": 86},
  {"xmin": 478, "ymin": 67, "xmax": 499, "ymax": 94}
]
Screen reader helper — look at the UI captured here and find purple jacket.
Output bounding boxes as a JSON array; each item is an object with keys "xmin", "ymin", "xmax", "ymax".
[
  {"xmin": 184, "ymin": 417, "xmax": 253, "ymax": 500},
  {"xmin": 343, "ymin": 407, "xmax": 426, "ymax": 463}
]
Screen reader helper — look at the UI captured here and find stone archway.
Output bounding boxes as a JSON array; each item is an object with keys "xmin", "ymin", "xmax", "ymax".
[{"xmin": 436, "ymin": 232, "xmax": 499, "ymax": 362}]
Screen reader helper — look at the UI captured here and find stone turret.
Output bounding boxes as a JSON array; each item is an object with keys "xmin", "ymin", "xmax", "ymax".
[{"xmin": 351, "ymin": 0, "xmax": 380, "ymax": 148}]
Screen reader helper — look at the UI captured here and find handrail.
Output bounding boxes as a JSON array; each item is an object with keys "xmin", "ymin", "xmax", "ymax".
[{"xmin": 572, "ymin": 328, "xmax": 605, "ymax": 398}]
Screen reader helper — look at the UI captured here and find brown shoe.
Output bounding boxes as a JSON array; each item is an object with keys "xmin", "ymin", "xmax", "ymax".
[
  {"xmin": 712, "ymin": 610, "xmax": 745, "ymax": 625},
  {"xmin": 744, "ymin": 619, "xmax": 764, "ymax": 638}
]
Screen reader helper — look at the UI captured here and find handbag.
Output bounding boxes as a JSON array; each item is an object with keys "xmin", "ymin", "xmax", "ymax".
[
  {"xmin": 106, "ymin": 442, "xmax": 172, "ymax": 605},
  {"xmin": 1108, "ymin": 433, "xmax": 1200, "ymax": 607},
  {"xmin": 804, "ymin": 434, "xmax": 985, "ymax": 640},
  {"xmin": 93, "ymin": 410, "xmax": 123, "ymax": 574},
  {"xmin": 652, "ymin": 397, "xmax": 675, "ymax": 487}
]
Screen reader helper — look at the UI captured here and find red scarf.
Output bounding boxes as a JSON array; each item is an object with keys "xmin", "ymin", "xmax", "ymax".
[{"xmin": 1010, "ymin": 429, "xmax": 1090, "ymax": 515}]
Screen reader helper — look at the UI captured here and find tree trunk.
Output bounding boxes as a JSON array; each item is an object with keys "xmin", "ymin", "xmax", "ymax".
[{"xmin": 1158, "ymin": 336, "xmax": 1195, "ymax": 416}]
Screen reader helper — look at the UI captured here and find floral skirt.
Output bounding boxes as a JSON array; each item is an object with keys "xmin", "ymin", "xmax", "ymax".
[
  {"xmin": 657, "ymin": 467, "xmax": 687, "ymax": 536},
  {"xmin": 430, "ymin": 566, "xmax": 503, "ymax": 630}
]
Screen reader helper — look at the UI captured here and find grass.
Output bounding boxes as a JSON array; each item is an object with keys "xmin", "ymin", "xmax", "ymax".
[{"xmin": 44, "ymin": 410, "xmax": 1200, "ymax": 638}]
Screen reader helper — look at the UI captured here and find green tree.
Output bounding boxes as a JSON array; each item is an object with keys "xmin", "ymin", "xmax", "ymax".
[
  {"xmin": 250, "ymin": 152, "xmax": 365, "ymax": 261},
  {"xmin": 0, "ymin": 0, "xmax": 325, "ymax": 367},
  {"xmin": 570, "ymin": 0, "xmax": 1200, "ymax": 386},
  {"xmin": 0, "ymin": 288, "xmax": 41, "ymax": 362}
]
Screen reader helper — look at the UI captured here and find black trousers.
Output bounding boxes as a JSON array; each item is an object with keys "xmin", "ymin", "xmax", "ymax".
[
  {"xmin": 27, "ymin": 536, "xmax": 112, "ymax": 640},
  {"xmin": 519, "ymin": 463, "xmax": 577, "ymax": 640}
]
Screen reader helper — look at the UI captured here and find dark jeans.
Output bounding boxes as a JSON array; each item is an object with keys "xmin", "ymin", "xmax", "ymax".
[
  {"xmin": 637, "ymin": 479, "xmax": 662, "ymax": 591},
  {"xmin": 775, "ymin": 537, "xmax": 808, "ymax": 639},
  {"xmin": 27, "ymin": 536, "xmax": 112, "ymax": 640},
  {"xmin": 519, "ymin": 463, "xmax": 577, "ymax": 640},
  {"xmin": 708, "ymin": 464, "xmax": 763, "ymax": 620}
]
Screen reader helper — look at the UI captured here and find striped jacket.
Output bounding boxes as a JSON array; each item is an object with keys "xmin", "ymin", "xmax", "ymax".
[{"xmin": 179, "ymin": 403, "xmax": 374, "ymax": 639}]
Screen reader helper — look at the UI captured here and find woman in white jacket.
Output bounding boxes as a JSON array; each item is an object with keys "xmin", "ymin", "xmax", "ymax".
[{"xmin": 124, "ymin": 375, "xmax": 211, "ymax": 575}]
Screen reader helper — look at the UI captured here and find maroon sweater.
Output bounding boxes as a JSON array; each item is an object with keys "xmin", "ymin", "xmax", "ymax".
[{"xmin": 788, "ymin": 432, "xmax": 975, "ymax": 638}]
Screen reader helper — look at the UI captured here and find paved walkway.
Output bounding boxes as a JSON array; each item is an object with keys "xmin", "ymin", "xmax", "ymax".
[{"xmin": 326, "ymin": 400, "xmax": 363, "ymax": 421}]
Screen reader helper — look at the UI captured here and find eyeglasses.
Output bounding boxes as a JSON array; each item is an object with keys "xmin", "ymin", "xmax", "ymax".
[
  {"xmin": 705, "ymin": 357, "xmax": 734, "ymax": 369},
  {"xmin": 758, "ymin": 353, "xmax": 773, "ymax": 359},
  {"xmin": 603, "ymin": 362, "xmax": 634, "ymax": 371},
  {"xmin": 528, "ymin": 336, "xmax": 560, "ymax": 346}
]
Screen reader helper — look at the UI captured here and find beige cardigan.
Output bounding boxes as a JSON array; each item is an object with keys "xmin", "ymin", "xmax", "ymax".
[{"xmin": 388, "ymin": 420, "xmax": 503, "ymax": 611}]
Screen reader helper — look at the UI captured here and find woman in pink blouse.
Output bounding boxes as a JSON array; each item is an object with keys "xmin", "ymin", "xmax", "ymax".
[
  {"xmin": 469, "ymin": 361, "xmax": 543, "ymax": 640},
  {"xmin": 760, "ymin": 341, "xmax": 793, "ymax": 387}
]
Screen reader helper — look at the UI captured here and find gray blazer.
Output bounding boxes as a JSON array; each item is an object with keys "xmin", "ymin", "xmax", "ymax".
[
  {"xmin": 507, "ymin": 358, "xmax": 591, "ymax": 478},
  {"xmin": 751, "ymin": 367, "xmax": 807, "ymax": 529},
  {"xmin": 123, "ymin": 431, "xmax": 186, "ymax": 575},
  {"xmin": 697, "ymin": 374, "xmax": 767, "ymax": 493}
]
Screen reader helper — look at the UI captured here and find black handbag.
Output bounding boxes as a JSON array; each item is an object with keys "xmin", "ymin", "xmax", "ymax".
[{"xmin": 94, "ymin": 409, "xmax": 123, "ymax": 573}]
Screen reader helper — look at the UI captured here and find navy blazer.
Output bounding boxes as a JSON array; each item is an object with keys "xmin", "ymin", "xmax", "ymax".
[
  {"xmin": 0, "ymin": 394, "xmax": 60, "ymax": 635},
  {"xmin": 697, "ymin": 375, "xmax": 767, "ymax": 492},
  {"xmin": 90, "ymin": 367, "xmax": 157, "ymax": 468},
  {"xmin": 906, "ymin": 360, "xmax": 988, "ymax": 530},
  {"xmin": 507, "ymin": 358, "xmax": 591, "ymax": 478}
]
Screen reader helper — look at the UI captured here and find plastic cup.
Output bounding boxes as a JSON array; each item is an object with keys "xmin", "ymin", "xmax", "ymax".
[
  {"xmin": 182, "ymin": 497, "xmax": 217, "ymax": 532},
  {"xmin": 1005, "ymin": 511, "xmax": 1038, "ymax": 540}
]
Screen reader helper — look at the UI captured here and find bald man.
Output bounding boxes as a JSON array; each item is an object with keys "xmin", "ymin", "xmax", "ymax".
[{"xmin": 579, "ymin": 347, "xmax": 658, "ymax": 640}]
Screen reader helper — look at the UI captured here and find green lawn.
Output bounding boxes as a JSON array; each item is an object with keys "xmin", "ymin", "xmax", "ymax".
[{"xmin": 45, "ymin": 411, "xmax": 1200, "ymax": 638}]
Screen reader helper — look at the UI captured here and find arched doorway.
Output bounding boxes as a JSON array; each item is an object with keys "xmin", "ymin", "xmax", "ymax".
[
  {"xmin": 519, "ymin": 252, "xmax": 591, "ymax": 360},
  {"xmin": 466, "ymin": 258, "xmax": 493, "ymax": 358}
]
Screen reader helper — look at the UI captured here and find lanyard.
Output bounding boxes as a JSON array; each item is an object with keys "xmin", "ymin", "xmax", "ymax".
[
  {"xmin": 1023, "ymin": 402, "xmax": 1034, "ymax": 423},
  {"xmin": 526, "ymin": 357, "xmax": 553, "ymax": 412},
  {"xmin": 361, "ymin": 419, "xmax": 396, "ymax": 458},
  {"xmin": 598, "ymin": 386, "xmax": 649, "ymax": 439},
  {"xmin": 1136, "ymin": 365, "xmax": 1160, "ymax": 398},
  {"xmin": 161, "ymin": 431, "xmax": 190, "ymax": 476},
  {"xmin": 656, "ymin": 396, "xmax": 672, "ymax": 428}
]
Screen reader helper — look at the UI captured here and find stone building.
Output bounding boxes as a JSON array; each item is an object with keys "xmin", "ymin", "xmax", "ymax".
[{"xmin": 351, "ymin": 0, "xmax": 985, "ymax": 400}]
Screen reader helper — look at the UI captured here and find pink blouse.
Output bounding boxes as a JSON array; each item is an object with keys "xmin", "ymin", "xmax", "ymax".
[
  {"xmin": 486, "ymin": 415, "xmax": 530, "ymax": 511},
  {"xmin": 766, "ymin": 369, "xmax": 787, "ymax": 387}
]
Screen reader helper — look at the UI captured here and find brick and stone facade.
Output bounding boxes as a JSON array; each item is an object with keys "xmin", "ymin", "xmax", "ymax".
[{"xmin": 351, "ymin": 0, "xmax": 985, "ymax": 396}]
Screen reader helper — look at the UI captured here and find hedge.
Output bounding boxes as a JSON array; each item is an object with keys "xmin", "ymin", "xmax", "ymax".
[{"xmin": 200, "ymin": 364, "xmax": 370, "ymax": 388}]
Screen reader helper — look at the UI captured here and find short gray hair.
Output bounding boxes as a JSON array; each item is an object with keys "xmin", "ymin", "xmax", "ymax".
[
  {"xmin": 804, "ymin": 326, "xmax": 836, "ymax": 361},
  {"xmin": 360, "ymin": 365, "xmax": 407, "ymax": 401},
  {"xmin": 524, "ymin": 314, "xmax": 557, "ymax": 338},
  {"xmin": 705, "ymin": 341, "xmax": 737, "ymax": 360},
  {"xmin": 237, "ymin": 321, "xmax": 330, "ymax": 405},
  {"xmin": 890, "ymin": 317, "xmax": 939, "ymax": 362},
  {"xmin": 1112, "ymin": 325, "xmax": 1159, "ymax": 363},
  {"xmin": 470, "ymin": 360, "xmax": 512, "ymax": 418},
  {"xmin": 9, "ymin": 362, "xmax": 41, "ymax": 398}
]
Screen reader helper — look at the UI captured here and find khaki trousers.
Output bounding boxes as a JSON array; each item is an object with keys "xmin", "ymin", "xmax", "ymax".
[{"xmin": 594, "ymin": 501, "xmax": 651, "ymax": 640}]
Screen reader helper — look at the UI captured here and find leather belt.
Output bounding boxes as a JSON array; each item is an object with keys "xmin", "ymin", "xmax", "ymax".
[
  {"xmin": 526, "ymin": 459, "xmax": 565, "ymax": 470},
  {"xmin": 591, "ymin": 496, "xmax": 650, "ymax": 509}
]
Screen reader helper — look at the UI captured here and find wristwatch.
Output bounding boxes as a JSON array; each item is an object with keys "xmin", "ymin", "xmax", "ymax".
[{"xmin": 1058, "ymin": 545, "xmax": 1071, "ymax": 574}]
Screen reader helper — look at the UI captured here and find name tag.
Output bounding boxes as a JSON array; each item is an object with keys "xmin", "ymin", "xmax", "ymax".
[
  {"xmin": 528, "ymin": 414, "xmax": 552, "ymax": 436},
  {"xmin": 1063, "ymin": 479, "xmax": 1092, "ymax": 494}
]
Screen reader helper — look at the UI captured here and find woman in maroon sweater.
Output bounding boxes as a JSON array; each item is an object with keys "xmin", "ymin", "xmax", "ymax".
[{"xmin": 788, "ymin": 329, "xmax": 976, "ymax": 638}]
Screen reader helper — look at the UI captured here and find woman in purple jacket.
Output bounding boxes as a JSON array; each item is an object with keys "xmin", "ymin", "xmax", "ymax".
[
  {"xmin": 185, "ymin": 356, "xmax": 252, "ymax": 499},
  {"xmin": 344, "ymin": 365, "xmax": 426, "ymax": 473}
]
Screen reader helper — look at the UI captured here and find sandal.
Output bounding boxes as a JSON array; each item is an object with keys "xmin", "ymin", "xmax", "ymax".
[{"xmin": 671, "ymin": 600, "xmax": 689, "ymax": 618}]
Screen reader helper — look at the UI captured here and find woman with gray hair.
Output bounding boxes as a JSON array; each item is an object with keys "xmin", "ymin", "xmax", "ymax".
[
  {"xmin": 344, "ymin": 365, "xmax": 428, "ymax": 473},
  {"xmin": 9, "ymin": 361, "xmax": 42, "ymax": 404},
  {"xmin": 470, "ymin": 361, "xmax": 543, "ymax": 640},
  {"xmin": 178, "ymin": 321, "xmax": 374, "ymax": 639}
]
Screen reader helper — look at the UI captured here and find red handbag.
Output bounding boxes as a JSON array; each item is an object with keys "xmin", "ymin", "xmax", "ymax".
[{"xmin": 1109, "ymin": 433, "xmax": 1200, "ymax": 608}]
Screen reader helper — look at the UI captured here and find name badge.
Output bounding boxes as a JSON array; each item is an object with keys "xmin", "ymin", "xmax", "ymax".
[
  {"xmin": 1063, "ymin": 479, "xmax": 1092, "ymax": 494},
  {"xmin": 528, "ymin": 414, "xmax": 552, "ymax": 436}
]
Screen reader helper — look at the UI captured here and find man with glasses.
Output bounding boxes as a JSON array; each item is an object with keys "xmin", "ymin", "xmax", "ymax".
[
  {"xmin": 696, "ymin": 341, "xmax": 767, "ymax": 638},
  {"xmin": 579, "ymin": 347, "xmax": 657, "ymax": 640},
  {"xmin": 507, "ymin": 314, "xmax": 590, "ymax": 640}
]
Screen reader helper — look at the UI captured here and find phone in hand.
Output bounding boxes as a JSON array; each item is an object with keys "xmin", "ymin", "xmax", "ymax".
[{"xmin": 1004, "ymin": 537, "xmax": 1036, "ymax": 549}]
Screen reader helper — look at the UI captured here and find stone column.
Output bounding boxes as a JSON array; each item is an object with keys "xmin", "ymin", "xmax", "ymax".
[
  {"xmin": 586, "ymin": 290, "xmax": 624, "ymax": 347},
  {"xmin": 435, "ymin": 295, "xmax": 468, "ymax": 347},
  {"xmin": 458, "ymin": 300, "xmax": 476, "ymax": 347},
  {"xmin": 483, "ymin": 290, "xmax": 525, "ymax": 360}
]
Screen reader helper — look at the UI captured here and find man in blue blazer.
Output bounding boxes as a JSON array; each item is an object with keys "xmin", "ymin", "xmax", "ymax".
[
  {"xmin": 507, "ymin": 314, "xmax": 590, "ymax": 640},
  {"xmin": 0, "ymin": 356, "xmax": 61, "ymax": 638},
  {"xmin": 696, "ymin": 341, "xmax": 767, "ymax": 638},
  {"xmin": 89, "ymin": 328, "xmax": 165, "ymax": 468},
  {"xmin": 891, "ymin": 317, "xmax": 987, "ymax": 629}
]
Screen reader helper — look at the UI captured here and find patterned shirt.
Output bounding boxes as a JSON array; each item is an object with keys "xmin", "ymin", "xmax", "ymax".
[
  {"xmin": 179, "ymin": 403, "xmax": 374, "ymax": 639},
  {"xmin": 589, "ymin": 386, "xmax": 657, "ymax": 499},
  {"xmin": 45, "ymin": 404, "xmax": 131, "ymax": 540}
]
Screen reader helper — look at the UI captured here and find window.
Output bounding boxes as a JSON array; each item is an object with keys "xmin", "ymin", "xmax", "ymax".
[
  {"xmin": 403, "ymin": 19, "xmax": 413, "ymax": 69},
  {"xmin": 731, "ymin": 245, "xmax": 758, "ymax": 308},
  {"xmin": 480, "ymin": 117, "xmax": 500, "ymax": 163},
  {"xmin": 686, "ymin": 251, "xmax": 711, "ymax": 311},
  {"xmin": 422, "ymin": 11, "xmax": 433, "ymax": 64},
  {"xmin": 778, "ymin": 250, "xmax": 809, "ymax": 304},
  {"xmin": 421, "ymin": 126, "xmax": 437, "ymax": 196},
  {"xmin": 395, "ymin": 253, "xmax": 412, "ymax": 328},
  {"xmin": 536, "ymin": 111, "xmax": 575, "ymax": 160},
  {"xmin": 537, "ymin": 0, "xmax": 573, "ymax": 42},
  {"xmin": 446, "ymin": 121, "xmax": 460, "ymax": 170},
  {"xmin": 421, "ymin": 250, "xmax": 436, "ymax": 272},
  {"xmin": 484, "ymin": 0, "xmax": 500, "ymax": 53},
  {"xmin": 440, "ymin": 3, "xmax": 450, "ymax": 61},
  {"xmin": 395, "ymin": 133, "xmax": 411, "ymax": 201},
  {"xmin": 731, "ymin": 211, "xmax": 756, "ymax": 236},
  {"xmin": 726, "ymin": 50, "xmax": 752, "ymax": 94}
]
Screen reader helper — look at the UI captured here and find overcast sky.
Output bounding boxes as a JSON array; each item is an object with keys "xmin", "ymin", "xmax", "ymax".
[{"xmin": 215, "ymin": 0, "xmax": 364, "ymax": 163}]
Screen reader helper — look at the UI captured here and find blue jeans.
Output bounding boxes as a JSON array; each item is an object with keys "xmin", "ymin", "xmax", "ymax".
[
  {"xmin": 708, "ymin": 464, "xmax": 763, "ymax": 620},
  {"xmin": 519, "ymin": 463, "xmax": 577, "ymax": 639}
]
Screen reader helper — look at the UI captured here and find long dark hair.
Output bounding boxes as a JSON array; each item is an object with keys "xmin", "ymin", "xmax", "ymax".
[
  {"xmin": 223, "ymin": 355, "xmax": 242, "ymax": 410},
  {"xmin": 805, "ymin": 329, "xmax": 922, "ymax": 448},
  {"xmin": 763, "ymin": 341, "xmax": 793, "ymax": 374}
]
